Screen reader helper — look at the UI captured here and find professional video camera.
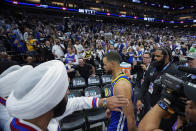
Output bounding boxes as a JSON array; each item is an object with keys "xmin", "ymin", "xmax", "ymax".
[{"xmin": 154, "ymin": 66, "xmax": 196, "ymax": 116}]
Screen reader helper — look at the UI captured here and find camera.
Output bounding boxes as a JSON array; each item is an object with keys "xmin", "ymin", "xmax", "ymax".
[{"xmin": 154, "ymin": 72, "xmax": 196, "ymax": 116}]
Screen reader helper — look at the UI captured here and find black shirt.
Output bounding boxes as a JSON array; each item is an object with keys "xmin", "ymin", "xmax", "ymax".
[{"xmin": 74, "ymin": 64, "xmax": 93, "ymax": 81}]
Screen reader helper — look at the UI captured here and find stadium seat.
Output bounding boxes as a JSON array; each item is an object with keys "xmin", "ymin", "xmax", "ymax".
[
  {"xmin": 84, "ymin": 86, "xmax": 106, "ymax": 131},
  {"xmin": 88, "ymin": 75, "xmax": 101, "ymax": 86},
  {"xmin": 60, "ymin": 90, "xmax": 86, "ymax": 131},
  {"xmin": 60, "ymin": 111, "xmax": 86, "ymax": 131},
  {"xmin": 101, "ymin": 75, "xmax": 112, "ymax": 86},
  {"xmin": 71, "ymin": 77, "xmax": 86, "ymax": 90}
]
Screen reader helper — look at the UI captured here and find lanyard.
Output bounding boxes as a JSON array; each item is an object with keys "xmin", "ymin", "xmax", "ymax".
[{"xmin": 153, "ymin": 62, "xmax": 170, "ymax": 73}]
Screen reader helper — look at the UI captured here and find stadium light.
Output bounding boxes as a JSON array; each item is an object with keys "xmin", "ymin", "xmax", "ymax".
[
  {"xmin": 62, "ymin": 7, "xmax": 67, "ymax": 11},
  {"xmin": 12, "ymin": 1, "xmax": 18, "ymax": 4}
]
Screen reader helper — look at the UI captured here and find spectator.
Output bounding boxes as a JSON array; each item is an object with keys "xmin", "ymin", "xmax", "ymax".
[
  {"xmin": 13, "ymin": 39, "xmax": 27, "ymax": 54},
  {"xmin": 52, "ymin": 39, "xmax": 65, "ymax": 60},
  {"xmin": 74, "ymin": 40, "xmax": 84, "ymax": 59},
  {"xmin": 74, "ymin": 58, "xmax": 96, "ymax": 82},
  {"xmin": 127, "ymin": 47, "xmax": 135, "ymax": 65},
  {"xmin": 0, "ymin": 52, "xmax": 18, "ymax": 74},
  {"xmin": 44, "ymin": 40, "xmax": 54, "ymax": 61},
  {"xmin": 26, "ymin": 35, "xmax": 37, "ymax": 56}
]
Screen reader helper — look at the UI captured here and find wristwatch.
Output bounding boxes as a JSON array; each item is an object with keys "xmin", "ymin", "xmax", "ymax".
[
  {"xmin": 158, "ymin": 100, "xmax": 175, "ymax": 114},
  {"xmin": 103, "ymin": 98, "xmax": 107, "ymax": 108},
  {"xmin": 158, "ymin": 100, "xmax": 168, "ymax": 110}
]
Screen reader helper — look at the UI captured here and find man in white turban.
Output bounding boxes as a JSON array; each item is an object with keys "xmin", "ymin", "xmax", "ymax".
[
  {"xmin": 6, "ymin": 60, "xmax": 129, "ymax": 131},
  {"xmin": 0, "ymin": 65, "xmax": 33, "ymax": 131}
]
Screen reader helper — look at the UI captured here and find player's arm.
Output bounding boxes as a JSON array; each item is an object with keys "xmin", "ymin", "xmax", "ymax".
[{"xmin": 114, "ymin": 80, "xmax": 137, "ymax": 131}]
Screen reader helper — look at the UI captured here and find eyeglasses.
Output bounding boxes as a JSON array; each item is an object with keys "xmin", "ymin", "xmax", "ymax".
[{"xmin": 143, "ymin": 57, "xmax": 150, "ymax": 59}]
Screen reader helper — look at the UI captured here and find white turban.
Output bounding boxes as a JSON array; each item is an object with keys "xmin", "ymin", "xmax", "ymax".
[
  {"xmin": 6, "ymin": 60, "xmax": 69, "ymax": 119},
  {"xmin": 0, "ymin": 65, "xmax": 21, "ymax": 78},
  {"xmin": 0, "ymin": 65, "xmax": 33, "ymax": 98}
]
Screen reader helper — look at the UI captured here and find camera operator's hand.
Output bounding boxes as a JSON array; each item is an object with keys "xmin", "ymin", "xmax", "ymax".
[
  {"xmin": 159, "ymin": 87, "xmax": 186, "ymax": 116},
  {"xmin": 158, "ymin": 87, "xmax": 176, "ymax": 115},
  {"xmin": 185, "ymin": 100, "xmax": 196, "ymax": 122}
]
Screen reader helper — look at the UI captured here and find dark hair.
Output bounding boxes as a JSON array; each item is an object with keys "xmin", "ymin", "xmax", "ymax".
[
  {"xmin": 103, "ymin": 52, "xmax": 122, "ymax": 63},
  {"xmin": 53, "ymin": 96, "xmax": 68, "ymax": 118},
  {"xmin": 157, "ymin": 47, "xmax": 172, "ymax": 61},
  {"xmin": 143, "ymin": 52, "xmax": 152, "ymax": 57}
]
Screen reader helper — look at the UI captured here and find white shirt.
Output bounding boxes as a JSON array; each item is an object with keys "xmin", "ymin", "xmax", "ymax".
[
  {"xmin": 96, "ymin": 49, "xmax": 105, "ymax": 60},
  {"xmin": 74, "ymin": 44, "xmax": 84, "ymax": 58},
  {"xmin": 52, "ymin": 44, "xmax": 65, "ymax": 59},
  {"xmin": 23, "ymin": 32, "xmax": 28, "ymax": 41}
]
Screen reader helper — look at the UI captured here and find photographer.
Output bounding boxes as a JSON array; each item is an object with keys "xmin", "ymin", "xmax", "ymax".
[
  {"xmin": 138, "ymin": 51, "xmax": 196, "ymax": 131},
  {"xmin": 132, "ymin": 52, "xmax": 152, "ymax": 89},
  {"xmin": 132, "ymin": 52, "xmax": 152, "ymax": 120},
  {"xmin": 174, "ymin": 52, "xmax": 196, "ymax": 130},
  {"xmin": 138, "ymin": 73, "xmax": 196, "ymax": 131},
  {"xmin": 137, "ymin": 47, "xmax": 183, "ymax": 131}
]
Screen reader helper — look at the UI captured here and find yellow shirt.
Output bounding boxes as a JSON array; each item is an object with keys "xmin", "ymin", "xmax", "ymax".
[
  {"xmin": 26, "ymin": 39, "xmax": 35, "ymax": 51},
  {"xmin": 84, "ymin": 51, "xmax": 92, "ymax": 59}
]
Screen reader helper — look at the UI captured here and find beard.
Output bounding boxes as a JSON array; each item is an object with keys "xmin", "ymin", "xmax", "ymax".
[
  {"xmin": 105, "ymin": 70, "xmax": 112, "ymax": 75},
  {"xmin": 105, "ymin": 69, "xmax": 112, "ymax": 75},
  {"xmin": 152, "ymin": 57, "xmax": 166, "ymax": 71},
  {"xmin": 53, "ymin": 96, "xmax": 68, "ymax": 118}
]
